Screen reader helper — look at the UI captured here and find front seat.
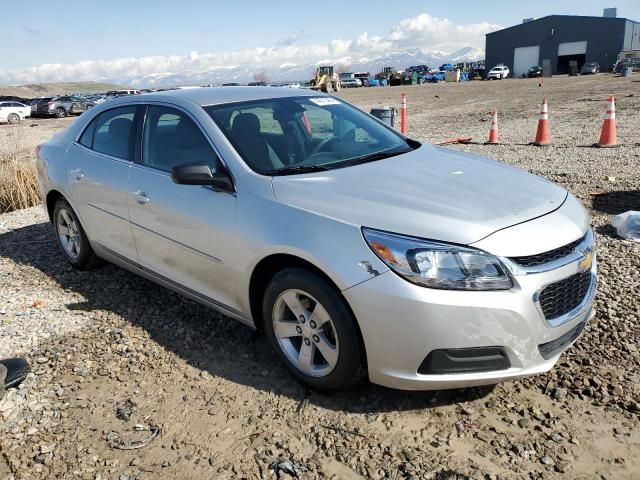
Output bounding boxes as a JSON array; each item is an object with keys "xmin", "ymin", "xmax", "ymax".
[
  {"xmin": 231, "ymin": 113, "xmax": 284, "ymax": 172},
  {"xmin": 162, "ymin": 119, "xmax": 213, "ymax": 170},
  {"xmin": 107, "ymin": 117, "xmax": 132, "ymax": 159}
]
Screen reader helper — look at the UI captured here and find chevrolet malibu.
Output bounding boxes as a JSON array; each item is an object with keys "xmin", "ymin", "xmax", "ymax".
[{"xmin": 36, "ymin": 88, "xmax": 596, "ymax": 391}]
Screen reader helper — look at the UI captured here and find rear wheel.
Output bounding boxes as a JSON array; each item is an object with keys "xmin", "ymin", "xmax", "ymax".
[
  {"xmin": 55, "ymin": 107, "xmax": 66, "ymax": 118},
  {"xmin": 7, "ymin": 113, "xmax": 20, "ymax": 124},
  {"xmin": 53, "ymin": 198, "xmax": 102, "ymax": 270},
  {"xmin": 263, "ymin": 268, "xmax": 364, "ymax": 391}
]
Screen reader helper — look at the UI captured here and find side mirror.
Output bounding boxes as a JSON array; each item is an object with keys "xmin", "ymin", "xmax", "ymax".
[
  {"xmin": 171, "ymin": 164, "xmax": 234, "ymax": 192},
  {"xmin": 171, "ymin": 164, "xmax": 213, "ymax": 185}
]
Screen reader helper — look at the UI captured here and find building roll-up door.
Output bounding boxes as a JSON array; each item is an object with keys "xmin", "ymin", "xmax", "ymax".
[
  {"xmin": 558, "ymin": 41, "xmax": 587, "ymax": 56},
  {"xmin": 513, "ymin": 46, "xmax": 540, "ymax": 77},
  {"xmin": 557, "ymin": 41, "xmax": 588, "ymax": 74}
]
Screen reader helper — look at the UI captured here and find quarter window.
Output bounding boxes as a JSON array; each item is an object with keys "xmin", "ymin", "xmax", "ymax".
[
  {"xmin": 142, "ymin": 106, "xmax": 220, "ymax": 172},
  {"xmin": 78, "ymin": 118, "xmax": 96, "ymax": 148},
  {"xmin": 92, "ymin": 106, "xmax": 137, "ymax": 160}
]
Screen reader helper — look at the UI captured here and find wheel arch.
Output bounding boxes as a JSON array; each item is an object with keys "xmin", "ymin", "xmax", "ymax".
[
  {"xmin": 248, "ymin": 253, "xmax": 368, "ymax": 365},
  {"xmin": 45, "ymin": 190, "xmax": 64, "ymax": 222}
]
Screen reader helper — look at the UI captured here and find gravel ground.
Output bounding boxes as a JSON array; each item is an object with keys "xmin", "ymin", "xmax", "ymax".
[{"xmin": 0, "ymin": 75, "xmax": 639, "ymax": 479}]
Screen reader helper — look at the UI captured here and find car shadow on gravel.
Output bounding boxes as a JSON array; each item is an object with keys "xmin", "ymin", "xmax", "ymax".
[
  {"xmin": 591, "ymin": 190, "xmax": 640, "ymax": 215},
  {"xmin": 0, "ymin": 221, "xmax": 494, "ymax": 413}
]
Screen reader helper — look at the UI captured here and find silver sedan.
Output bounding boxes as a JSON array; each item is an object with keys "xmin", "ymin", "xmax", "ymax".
[{"xmin": 36, "ymin": 87, "xmax": 596, "ymax": 391}]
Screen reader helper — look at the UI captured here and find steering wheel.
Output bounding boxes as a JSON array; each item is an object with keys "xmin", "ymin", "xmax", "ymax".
[{"xmin": 311, "ymin": 136, "xmax": 339, "ymax": 155}]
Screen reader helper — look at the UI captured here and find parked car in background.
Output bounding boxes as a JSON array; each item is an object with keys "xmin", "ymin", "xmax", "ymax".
[
  {"xmin": 580, "ymin": 62, "xmax": 600, "ymax": 75},
  {"xmin": 105, "ymin": 90, "xmax": 141, "ymax": 98},
  {"xmin": 33, "ymin": 96, "xmax": 89, "ymax": 118},
  {"xmin": 280, "ymin": 83, "xmax": 301, "ymax": 89},
  {"xmin": 248, "ymin": 81, "xmax": 267, "ymax": 86},
  {"xmin": 354, "ymin": 72, "xmax": 370, "ymax": 87},
  {"xmin": 0, "ymin": 95, "xmax": 31, "ymax": 104},
  {"xmin": 527, "ymin": 66, "xmax": 543, "ymax": 78},
  {"xmin": 37, "ymin": 87, "xmax": 596, "ymax": 392},
  {"xmin": 487, "ymin": 65, "xmax": 510, "ymax": 79},
  {"xmin": 0, "ymin": 101, "xmax": 30, "ymax": 124},
  {"xmin": 340, "ymin": 78, "xmax": 362, "ymax": 88},
  {"xmin": 614, "ymin": 58, "xmax": 640, "ymax": 74}
]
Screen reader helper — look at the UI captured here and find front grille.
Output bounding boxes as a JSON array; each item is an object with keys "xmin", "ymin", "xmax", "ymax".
[
  {"xmin": 510, "ymin": 233, "xmax": 586, "ymax": 267},
  {"xmin": 538, "ymin": 271, "xmax": 592, "ymax": 320}
]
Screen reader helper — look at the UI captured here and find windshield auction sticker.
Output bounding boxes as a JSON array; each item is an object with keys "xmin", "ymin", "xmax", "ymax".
[{"xmin": 309, "ymin": 97, "xmax": 341, "ymax": 106}]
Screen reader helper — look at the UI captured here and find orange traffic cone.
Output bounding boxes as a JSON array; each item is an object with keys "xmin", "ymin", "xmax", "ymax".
[
  {"xmin": 533, "ymin": 97, "xmax": 551, "ymax": 146},
  {"xmin": 486, "ymin": 109, "xmax": 499, "ymax": 144},
  {"xmin": 596, "ymin": 96, "xmax": 617, "ymax": 147}
]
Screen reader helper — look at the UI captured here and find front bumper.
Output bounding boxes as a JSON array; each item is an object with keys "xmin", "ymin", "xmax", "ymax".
[{"xmin": 344, "ymin": 248, "xmax": 596, "ymax": 391}]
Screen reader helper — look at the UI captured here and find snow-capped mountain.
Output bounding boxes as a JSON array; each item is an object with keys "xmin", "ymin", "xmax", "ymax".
[{"xmin": 129, "ymin": 47, "xmax": 484, "ymax": 87}]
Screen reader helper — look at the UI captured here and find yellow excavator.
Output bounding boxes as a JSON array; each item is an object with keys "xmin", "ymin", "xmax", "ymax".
[{"xmin": 309, "ymin": 66, "xmax": 341, "ymax": 93}]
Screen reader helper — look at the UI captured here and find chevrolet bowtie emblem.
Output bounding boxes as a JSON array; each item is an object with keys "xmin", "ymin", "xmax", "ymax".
[{"xmin": 579, "ymin": 250, "xmax": 593, "ymax": 272}]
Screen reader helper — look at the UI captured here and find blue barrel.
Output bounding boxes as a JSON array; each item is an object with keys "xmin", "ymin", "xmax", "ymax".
[
  {"xmin": 622, "ymin": 66, "xmax": 633, "ymax": 77},
  {"xmin": 370, "ymin": 107, "xmax": 396, "ymax": 127}
]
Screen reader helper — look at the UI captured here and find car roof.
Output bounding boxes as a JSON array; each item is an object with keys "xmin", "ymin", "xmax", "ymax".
[{"xmin": 132, "ymin": 86, "xmax": 324, "ymax": 107}]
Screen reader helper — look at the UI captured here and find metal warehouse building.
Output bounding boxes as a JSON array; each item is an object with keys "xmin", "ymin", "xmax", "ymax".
[{"xmin": 485, "ymin": 13, "xmax": 640, "ymax": 76}]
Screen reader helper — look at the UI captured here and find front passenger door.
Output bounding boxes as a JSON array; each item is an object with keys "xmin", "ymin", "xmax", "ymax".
[{"xmin": 127, "ymin": 105, "xmax": 240, "ymax": 312}]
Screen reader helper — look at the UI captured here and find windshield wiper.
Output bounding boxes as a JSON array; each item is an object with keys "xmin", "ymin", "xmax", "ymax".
[
  {"xmin": 342, "ymin": 147, "xmax": 411, "ymax": 167},
  {"xmin": 264, "ymin": 164, "xmax": 331, "ymax": 176}
]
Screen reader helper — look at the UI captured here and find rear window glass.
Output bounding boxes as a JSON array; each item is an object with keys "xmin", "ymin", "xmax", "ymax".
[{"xmin": 92, "ymin": 106, "xmax": 137, "ymax": 160}]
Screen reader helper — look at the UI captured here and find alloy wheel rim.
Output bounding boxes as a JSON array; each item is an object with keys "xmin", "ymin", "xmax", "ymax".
[
  {"xmin": 56, "ymin": 209, "xmax": 81, "ymax": 260},
  {"xmin": 272, "ymin": 289, "xmax": 339, "ymax": 377}
]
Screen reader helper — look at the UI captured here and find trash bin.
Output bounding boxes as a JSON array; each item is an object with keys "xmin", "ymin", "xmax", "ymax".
[
  {"xmin": 623, "ymin": 66, "xmax": 633, "ymax": 77},
  {"xmin": 370, "ymin": 107, "xmax": 396, "ymax": 127}
]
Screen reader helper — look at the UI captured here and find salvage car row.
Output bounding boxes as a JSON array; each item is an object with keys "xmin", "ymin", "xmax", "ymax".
[{"xmin": 0, "ymin": 90, "xmax": 143, "ymax": 124}]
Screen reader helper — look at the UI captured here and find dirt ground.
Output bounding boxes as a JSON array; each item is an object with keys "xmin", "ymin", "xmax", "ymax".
[{"xmin": 1, "ymin": 75, "xmax": 639, "ymax": 480}]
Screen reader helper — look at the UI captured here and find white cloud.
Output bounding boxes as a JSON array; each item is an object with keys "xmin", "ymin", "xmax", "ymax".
[
  {"xmin": 0, "ymin": 13, "xmax": 500, "ymax": 85},
  {"xmin": 389, "ymin": 13, "xmax": 498, "ymax": 51}
]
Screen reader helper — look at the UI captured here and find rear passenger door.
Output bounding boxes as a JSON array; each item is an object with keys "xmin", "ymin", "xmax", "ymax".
[
  {"xmin": 127, "ymin": 104, "xmax": 240, "ymax": 312},
  {"xmin": 65, "ymin": 105, "xmax": 140, "ymax": 261}
]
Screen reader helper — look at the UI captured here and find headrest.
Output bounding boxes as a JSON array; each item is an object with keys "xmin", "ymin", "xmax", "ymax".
[
  {"xmin": 108, "ymin": 117, "xmax": 132, "ymax": 139},
  {"xmin": 231, "ymin": 113, "xmax": 261, "ymax": 138},
  {"xmin": 175, "ymin": 119, "xmax": 204, "ymax": 148}
]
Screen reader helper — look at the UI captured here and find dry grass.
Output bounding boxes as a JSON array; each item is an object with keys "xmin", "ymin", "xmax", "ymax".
[{"xmin": 0, "ymin": 127, "xmax": 40, "ymax": 213}]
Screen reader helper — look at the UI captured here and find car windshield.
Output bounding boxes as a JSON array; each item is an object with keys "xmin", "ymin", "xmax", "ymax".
[{"xmin": 206, "ymin": 96, "xmax": 417, "ymax": 175}]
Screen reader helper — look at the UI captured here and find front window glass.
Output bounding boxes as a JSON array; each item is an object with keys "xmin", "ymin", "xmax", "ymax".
[
  {"xmin": 206, "ymin": 96, "xmax": 415, "ymax": 175},
  {"xmin": 142, "ymin": 105, "xmax": 220, "ymax": 172}
]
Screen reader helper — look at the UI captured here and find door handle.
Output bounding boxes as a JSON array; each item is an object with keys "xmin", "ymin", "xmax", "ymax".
[
  {"xmin": 70, "ymin": 168, "xmax": 85, "ymax": 180},
  {"xmin": 131, "ymin": 190, "xmax": 150, "ymax": 204}
]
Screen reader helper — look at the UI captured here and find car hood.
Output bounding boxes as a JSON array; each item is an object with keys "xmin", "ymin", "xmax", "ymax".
[{"xmin": 272, "ymin": 145, "xmax": 567, "ymax": 245}]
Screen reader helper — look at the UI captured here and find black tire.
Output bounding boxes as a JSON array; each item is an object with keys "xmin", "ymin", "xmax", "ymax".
[
  {"xmin": 55, "ymin": 107, "xmax": 66, "ymax": 118},
  {"xmin": 53, "ymin": 198, "xmax": 102, "ymax": 270},
  {"xmin": 7, "ymin": 113, "xmax": 20, "ymax": 125},
  {"xmin": 262, "ymin": 268, "xmax": 365, "ymax": 392}
]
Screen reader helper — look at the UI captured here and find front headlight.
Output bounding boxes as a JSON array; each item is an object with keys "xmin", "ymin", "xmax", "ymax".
[{"xmin": 362, "ymin": 228, "xmax": 512, "ymax": 290}]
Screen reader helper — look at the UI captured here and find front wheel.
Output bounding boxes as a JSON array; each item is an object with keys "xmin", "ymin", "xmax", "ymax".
[
  {"xmin": 263, "ymin": 268, "xmax": 365, "ymax": 391},
  {"xmin": 7, "ymin": 113, "xmax": 20, "ymax": 124}
]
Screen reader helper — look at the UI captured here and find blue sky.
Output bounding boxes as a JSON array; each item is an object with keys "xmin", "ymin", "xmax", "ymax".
[{"xmin": 2, "ymin": 0, "xmax": 639, "ymax": 83}]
